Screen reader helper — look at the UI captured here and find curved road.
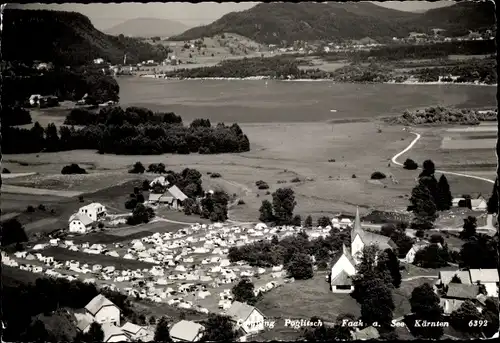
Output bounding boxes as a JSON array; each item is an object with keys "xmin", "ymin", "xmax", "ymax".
[{"xmin": 391, "ymin": 131, "xmax": 495, "ymax": 184}]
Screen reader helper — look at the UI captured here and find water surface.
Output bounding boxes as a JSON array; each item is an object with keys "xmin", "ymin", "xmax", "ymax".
[{"xmin": 118, "ymin": 77, "xmax": 496, "ymax": 123}]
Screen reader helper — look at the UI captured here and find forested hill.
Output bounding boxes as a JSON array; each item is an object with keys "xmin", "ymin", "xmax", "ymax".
[
  {"xmin": 170, "ymin": 1, "xmax": 496, "ymax": 44},
  {"xmin": 1, "ymin": 9, "xmax": 170, "ymax": 65}
]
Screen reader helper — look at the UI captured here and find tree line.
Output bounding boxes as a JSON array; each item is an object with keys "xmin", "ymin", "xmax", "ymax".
[
  {"xmin": 320, "ymin": 40, "xmax": 496, "ymax": 62},
  {"xmin": 2, "ymin": 106, "xmax": 251, "ymax": 155},
  {"xmin": 2, "ymin": 273, "xmax": 134, "ymax": 342},
  {"xmin": 2, "ymin": 64, "xmax": 120, "ymax": 107},
  {"xmin": 390, "ymin": 106, "xmax": 497, "ymax": 126}
]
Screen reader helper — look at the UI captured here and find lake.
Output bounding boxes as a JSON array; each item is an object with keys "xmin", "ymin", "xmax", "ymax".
[{"xmin": 117, "ymin": 77, "xmax": 497, "ymax": 123}]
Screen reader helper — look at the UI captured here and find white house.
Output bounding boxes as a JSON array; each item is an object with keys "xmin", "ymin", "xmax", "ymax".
[
  {"xmin": 102, "ymin": 323, "xmax": 129, "ymax": 342},
  {"xmin": 471, "ymin": 197, "xmax": 488, "ymax": 211},
  {"xmin": 166, "ymin": 185, "xmax": 188, "ymax": 210},
  {"xmin": 330, "ymin": 244, "xmax": 357, "ymax": 293},
  {"xmin": 150, "ymin": 176, "xmax": 169, "ymax": 188},
  {"xmin": 469, "ymin": 269, "xmax": 499, "ymax": 297},
  {"xmin": 94, "ymin": 58, "xmax": 105, "ymax": 64},
  {"xmin": 69, "ymin": 213, "xmax": 94, "ymax": 233},
  {"xmin": 121, "ymin": 322, "xmax": 151, "ymax": 341},
  {"xmin": 85, "ymin": 294, "xmax": 121, "ymax": 326},
  {"xmin": 169, "ymin": 320, "xmax": 205, "ymax": 342},
  {"xmin": 78, "ymin": 203, "xmax": 107, "ymax": 222},
  {"xmin": 226, "ymin": 301, "xmax": 266, "ymax": 335},
  {"xmin": 404, "ymin": 241, "xmax": 429, "ymax": 264}
]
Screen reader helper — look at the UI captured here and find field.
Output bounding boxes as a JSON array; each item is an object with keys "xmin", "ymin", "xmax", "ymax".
[
  {"xmin": 140, "ymin": 33, "xmax": 272, "ymax": 72},
  {"xmin": 440, "ymin": 124, "xmax": 497, "ymax": 150},
  {"xmin": 257, "ymin": 273, "xmax": 360, "ymax": 323},
  {"xmin": 3, "ymin": 118, "xmax": 496, "ymax": 225}
]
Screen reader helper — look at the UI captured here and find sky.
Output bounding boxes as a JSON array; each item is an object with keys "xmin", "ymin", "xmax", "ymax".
[{"xmin": 7, "ymin": 1, "xmax": 455, "ymax": 31}]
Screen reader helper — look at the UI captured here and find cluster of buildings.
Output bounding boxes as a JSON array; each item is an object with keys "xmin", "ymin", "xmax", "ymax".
[
  {"xmin": 146, "ymin": 177, "xmax": 188, "ymax": 210},
  {"xmin": 435, "ymin": 268, "xmax": 499, "ymax": 316},
  {"xmin": 328, "ymin": 208, "xmax": 398, "ymax": 293},
  {"xmin": 75, "ymin": 294, "xmax": 153, "ymax": 342},
  {"xmin": 69, "ymin": 202, "xmax": 107, "ymax": 234}
]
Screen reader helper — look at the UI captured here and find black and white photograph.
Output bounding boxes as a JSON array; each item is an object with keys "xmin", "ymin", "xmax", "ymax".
[{"xmin": 1, "ymin": 1, "xmax": 498, "ymax": 342}]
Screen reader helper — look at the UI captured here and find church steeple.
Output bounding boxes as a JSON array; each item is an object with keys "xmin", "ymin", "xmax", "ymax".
[
  {"xmin": 354, "ymin": 206, "xmax": 362, "ymax": 231},
  {"xmin": 350, "ymin": 206, "xmax": 363, "ymax": 241}
]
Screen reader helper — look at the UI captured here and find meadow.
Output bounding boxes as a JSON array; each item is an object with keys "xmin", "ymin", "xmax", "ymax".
[
  {"xmin": 2, "ymin": 81, "xmax": 496, "ymax": 225},
  {"xmin": 3, "ymin": 119, "xmax": 496, "ymax": 225}
]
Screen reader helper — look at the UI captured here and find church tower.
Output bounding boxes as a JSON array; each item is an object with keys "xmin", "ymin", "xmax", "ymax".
[{"xmin": 350, "ymin": 206, "xmax": 365, "ymax": 263}]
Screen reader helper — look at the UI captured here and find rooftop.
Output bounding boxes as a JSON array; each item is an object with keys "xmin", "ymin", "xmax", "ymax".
[{"xmin": 169, "ymin": 320, "xmax": 205, "ymax": 342}]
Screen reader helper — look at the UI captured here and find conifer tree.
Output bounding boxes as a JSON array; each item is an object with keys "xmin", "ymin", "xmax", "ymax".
[{"xmin": 437, "ymin": 174, "xmax": 453, "ymax": 211}]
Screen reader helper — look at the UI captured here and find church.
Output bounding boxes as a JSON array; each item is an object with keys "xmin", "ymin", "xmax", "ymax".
[{"xmin": 330, "ymin": 207, "xmax": 397, "ymax": 293}]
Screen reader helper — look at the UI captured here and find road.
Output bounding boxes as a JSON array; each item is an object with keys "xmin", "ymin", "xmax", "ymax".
[{"xmin": 391, "ymin": 131, "xmax": 495, "ymax": 184}]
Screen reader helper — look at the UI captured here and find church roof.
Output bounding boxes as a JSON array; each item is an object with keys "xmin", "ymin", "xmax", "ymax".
[
  {"xmin": 350, "ymin": 207, "xmax": 396, "ymax": 251},
  {"xmin": 332, "ymin": 243, "xmax": 356, "ymax": 269},
  {"xmin": 331, "ymin": 270, "xmax": 353, "ymax": 286}
]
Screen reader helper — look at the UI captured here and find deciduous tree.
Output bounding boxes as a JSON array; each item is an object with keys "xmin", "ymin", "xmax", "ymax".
[
  {"xmin": 154, "ymin": 316, "xmax": 172, "ymax": 342},
  {"xmin": 201, "ymin": 314, "xmax": 238, "ymax": 342},
  {"xmin": 258, "ymin": 200, "xmax": 274, "ymax": 222},
  {"xmin": 232, "ymin": 278, "xmax": 257, "ymax": 305},
  {"xmin": 272, "ymin": 188, "xmax": 297, "ymax": 225},
  {"xmin": 409, "ymin": 283, "xmax": 444, "ymax": 339},
  {"xmin": 286, "ymin": 252, "xmax": 313, "ymax": 280}
]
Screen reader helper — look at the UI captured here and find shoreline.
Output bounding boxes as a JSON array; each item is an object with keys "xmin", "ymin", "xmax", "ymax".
[{"xmin": 138, "ymin": 74, "xmax": 496, "ymax": 86}]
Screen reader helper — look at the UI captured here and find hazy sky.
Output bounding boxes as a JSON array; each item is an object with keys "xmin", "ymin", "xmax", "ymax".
[{"xmin": 7, "ymin": 1, "xmax": 455, "ymax": 30}]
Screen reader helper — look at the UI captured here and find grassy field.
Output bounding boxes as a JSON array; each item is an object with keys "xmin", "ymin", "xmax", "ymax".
[
  {"xmin": 256, "ymin": 273, "xmax": 361, "ymax": 323},
  {"xmin": 3, "ymin": 120, "xmax": 496, "ymax": 224}
]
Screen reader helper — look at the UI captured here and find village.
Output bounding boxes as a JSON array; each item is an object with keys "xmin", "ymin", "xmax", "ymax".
[{"xmin": 2, "ymin": 178, "xmax": 499, "ymax": 341}]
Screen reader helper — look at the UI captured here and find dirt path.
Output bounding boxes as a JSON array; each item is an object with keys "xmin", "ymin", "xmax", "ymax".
[
  {"xmin": 402, "ymin": 275, "xmax": 438, "ymax": 282},
  {"xmin": 391, "ymin": 131, "xmax": 495, "ymax": 184}
]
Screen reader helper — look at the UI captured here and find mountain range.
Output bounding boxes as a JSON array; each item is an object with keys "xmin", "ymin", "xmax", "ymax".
[
  {"xmin": 170, "ymin": 1, "xmax": 496, "ymax": 44},
  {"xmin": 104, "ymin": 18, "xmax": 190, "ymax": 38},
  {"xmin": 1, "ymin": 9, "xmax": 171, "ymax": 65}
]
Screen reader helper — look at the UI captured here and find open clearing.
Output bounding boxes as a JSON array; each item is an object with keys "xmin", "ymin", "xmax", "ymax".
[
  {"xmin": 3, "ymin": 120, "xmax": 496, "ymax": 223},
  {"xmin": 257, "ymin": 273, "xmax": 361, "ymax": 323}
]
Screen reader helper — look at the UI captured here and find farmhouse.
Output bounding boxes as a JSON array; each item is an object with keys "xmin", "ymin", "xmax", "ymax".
[
  {"xmin": 169, "ymin": 320, "xmax": 205, "ymax": 342},
  {"xmin": 78, "ymin": 203, "xmax": 107, "ymax": 222},
  {"xmin": 69, "ymin": 213, "xmax": 94, "ymax": 233},
  {"xmin": 85, "ymin": 294, "xmax": 121, "ymax": 326},
  {"xmin": 166, "ymin": 185, "xmax": 188, "ymax": 209},
  {"xmin": 226, "ymin": 301, "xmax": 266, "ymax": 335}
]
